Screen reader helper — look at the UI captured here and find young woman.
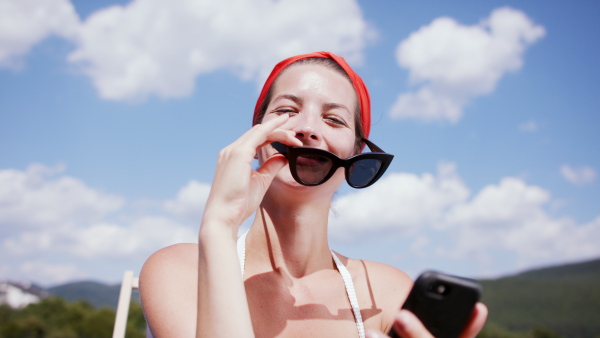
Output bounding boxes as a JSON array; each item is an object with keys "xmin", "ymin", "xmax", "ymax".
[{"xmin": 139, "ymin": 52, "xmax": 487, "ymax": 338}]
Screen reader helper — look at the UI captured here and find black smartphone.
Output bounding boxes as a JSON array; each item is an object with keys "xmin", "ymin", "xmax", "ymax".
[{"xmin": 388, "ymin": 271, "xmax": 482, "ymax": 338}]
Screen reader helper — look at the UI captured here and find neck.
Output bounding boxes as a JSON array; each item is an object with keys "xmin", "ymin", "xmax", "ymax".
[{"xmin": 245, "ymin": 189, "xmax": 334, "ymax": 278}]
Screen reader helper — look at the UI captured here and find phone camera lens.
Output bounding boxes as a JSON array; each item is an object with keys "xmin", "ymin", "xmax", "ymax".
[
  {"xmin": 427, "ymin": 281, "xmax": 450, "ymax": 297},
  {"xmin": 428, "ymin": 282, "xmax": 450, "ymax": 296}
]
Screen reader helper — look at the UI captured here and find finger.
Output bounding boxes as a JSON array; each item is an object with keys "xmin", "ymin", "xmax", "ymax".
[
  {"xmin": 255, "ymin": 153, "xmax": 288, "ymax": 187},
  {"xmin": 268, "ymin": 127, "xmax": 303, "ymax": 146},
  {"xmin": 216, "ymin": 117, "xmax": 297, "ymax": 170},
  {"xmin": 232, "ymin": 115, "xmax": 302, "ymax": 159},
  {"xmin": 392, "ymin": 310, "xmax": 434, "ymax": 338},
  {"xmin": 459, "ymin": 303, "xmax": 488, "ymax": 338},
  {"xmin": 254, "ymin": 128, "xmax": 302, "ymax": 153},
  {"xmin": 243, "ymin": 114, "xmax": 299, "ymax": 147}
]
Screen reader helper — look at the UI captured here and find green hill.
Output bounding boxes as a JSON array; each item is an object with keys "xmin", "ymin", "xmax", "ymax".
[
  {"xmin": 47, "ymin": 281, "xmax": 139, "ymax": 309},
  {"xmin": 479, "ymin": 258, "xmax": 600, "ymax": 338}
]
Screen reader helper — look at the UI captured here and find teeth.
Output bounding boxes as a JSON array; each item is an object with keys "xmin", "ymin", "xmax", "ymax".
[{"xmin": 302, "ymin": 156, "xmax": 327, "ymax": 163}]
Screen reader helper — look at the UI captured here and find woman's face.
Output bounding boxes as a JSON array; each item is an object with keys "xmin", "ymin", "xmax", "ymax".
[{"xmin": 259, "ymin": 63, "xmax": 358, "ymax": 192}]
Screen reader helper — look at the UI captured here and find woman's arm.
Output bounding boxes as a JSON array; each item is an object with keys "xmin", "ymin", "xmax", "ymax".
[
  {"xmin": 140, "ymin": 114, "xmax": 301, "ymax": 337},
  {"xmin": 196, "ymin": 114, "xmax": 302, "ymax": 337}
]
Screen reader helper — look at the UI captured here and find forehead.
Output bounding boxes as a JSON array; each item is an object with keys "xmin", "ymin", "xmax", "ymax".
[{"xmin": 270, "ymin": 63, "xmax": 357, "ymax": 108}]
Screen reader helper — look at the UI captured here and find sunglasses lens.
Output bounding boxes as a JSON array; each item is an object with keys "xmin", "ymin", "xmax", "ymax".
[
  {"xmin": 348, "ymin": 158, "xmax": 382, "ymax": 187},
  {"xmin": 295, "ymin": 154, "xmax": 333, "ymax": 184}
]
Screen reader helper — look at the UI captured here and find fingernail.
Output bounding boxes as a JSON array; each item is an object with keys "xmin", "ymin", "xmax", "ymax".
[
  {"xmin": 396, "ymin": 311, "xmax": 413, "ymax": 331},
  {"xmin": 365, "ymin": 330, "xmax": 381, "ymax": 338}
]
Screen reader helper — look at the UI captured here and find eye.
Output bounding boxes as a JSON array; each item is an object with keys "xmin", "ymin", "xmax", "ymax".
[
  {"xmin": 273, "ymin": 108, "xmax": 298, "ymax": 116},
  {"xmin": 325, "ymin": 115, "xmax": 348, "ymax": 127}
]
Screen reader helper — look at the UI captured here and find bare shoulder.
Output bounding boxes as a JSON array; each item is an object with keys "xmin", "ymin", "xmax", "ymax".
[
  {"xmin": 346, "ymin": 257, "xmax": 413, "ymax": 332},
  {"xmin": 351, "ymin": 258, "xmax": 412, "ymax": 301},
  {"xmin": 140, "ymin": 243, "xmax": 199, "ymax": 337},
  {"xmin": 355, "ymin": 259, "xmax": 411, "ymax": 281},
  {"xmin": 141, "ymin": 243, "xmax": 198, "ymax": 275},
  {"xmin": 140, "ymin": 243, "xmax": 198, "ymax": 293}
]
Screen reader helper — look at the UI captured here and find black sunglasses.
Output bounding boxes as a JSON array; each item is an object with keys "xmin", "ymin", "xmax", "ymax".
[{"xmin": 271, "ymin": 139, "xmax": 394, "ymax": 189}]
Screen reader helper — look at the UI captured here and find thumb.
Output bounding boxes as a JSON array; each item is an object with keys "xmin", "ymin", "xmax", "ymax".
[
  {"xmin": 459, "ymin": 303, "xmax": 488, "ymax": 338},
  {"xmin": 255, "ymin": 153, "xmax": 288, "ymax": 187},
  {"xmin": 392, "ymin": 310, "xmax": 434, "ymax": 338}
]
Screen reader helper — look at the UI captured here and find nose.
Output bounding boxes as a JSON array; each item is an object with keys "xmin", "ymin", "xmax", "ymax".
[{"xmin": 290, "ymin": 112, "xmax": 322, "ymax": 146}]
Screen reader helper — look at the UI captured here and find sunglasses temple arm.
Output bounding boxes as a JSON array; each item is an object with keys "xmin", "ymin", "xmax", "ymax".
[
  {"xmin": 362, "ymin": 139, "xmax": 386, "ymax": 153},
  {"xmin": 270, "ymin": 142, "xmax": 289, "ymax": 156}
]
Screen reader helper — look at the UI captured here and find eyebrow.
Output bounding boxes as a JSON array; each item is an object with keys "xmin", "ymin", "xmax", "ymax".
[
  {"xmin": 273, "ymin": 94, "xmax": 351, "ymax": 114},
  {"xmin": 273, "ymin": 94, "xmax": 303, "ymax": 105},
  {"xmin": 323, "ymin": 102, "xmax": 351, "ymax": 115}
]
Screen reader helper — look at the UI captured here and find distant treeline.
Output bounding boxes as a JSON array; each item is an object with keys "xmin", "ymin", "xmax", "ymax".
[
  {"xmin": 478, "ymin": 258, "xmax": 600, "ymax": 338},
  {"xmin": 479, "ymin": 322, "xmax": 564, "ymax": 338},
  {"xmin": 0, "ymin": 297, "xmax": 145, "ymax": 338}
]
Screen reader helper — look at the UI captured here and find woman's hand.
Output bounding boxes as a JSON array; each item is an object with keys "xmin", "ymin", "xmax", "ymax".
[
  {"xmin": 201, "ymin": 114, "xmax": 302, "ymax": 234},
  {"xmin": 366, "ymin": 303, "xmax": 488, "ymax": 338}
]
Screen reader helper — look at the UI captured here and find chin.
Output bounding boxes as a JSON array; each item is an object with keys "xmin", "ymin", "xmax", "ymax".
[
  {"xmin": 272, "ymin": 175, "xmax": 309, "ymax": 191},
  {"xmin": 270, "ymin": 175, "xmax": 342, "ymax": 200}
]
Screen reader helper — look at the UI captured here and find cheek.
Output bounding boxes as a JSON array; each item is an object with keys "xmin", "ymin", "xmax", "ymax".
[
  {"xmin": 331, "ymin": 132, "xmax": 358, "ymax": 158},
  {"xmin": 257, "ymin": 147, "xmax": 274, "ymax": 165}
]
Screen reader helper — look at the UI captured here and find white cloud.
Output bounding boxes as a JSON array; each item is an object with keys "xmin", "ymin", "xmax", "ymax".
[
  {"xmin": 0, "ymin": 0, "xmax": 79, "ymax": 69},
  {"xmin": 442, "ymin": 178, "xmax": 558, "ymax": 261},
  {"xmin": 0, "ymin": 0, "xmax": 372, "ymax": 100},
  {"xmin": 444, "ymin": 177, "xmax": 550, "ymax": 231},
  {"xmin": 552, "ymin": 216, "xmax": 600, "ymax": 260},
  {"xmin": 67, "ymin": 217, "xmax": 196, "ymax": 259},
  {"xmin": 0, "ymin": 164, "xmax": 123, "ymax": 234},
  {"xmin": 164, "ymin": 180, "xmax": 211, "ymax": 223},
  {"xmin": 444, "ymin": 182, "xmax": 600, "ymax": 273},
  {"xmin": 0, "ymin": 166, "xmax": 196, "ymax": 256},
  {"xmin": 329, "ymin": 165, "xmax": 600, "ymax": 277},
  {"xmin": 518, "ymin": 120, "xmax": 539, "ymax": 132},
  {"xmin": 18, "ymin": 261, "xmax": 87, "ymax": 285},
  {"xmin": 560, "ymin": 165, "xmax": 596, "ymax": 186},
  {"xmin": 3, "ymin": 216, "xmax": 197, "ymax": 281},
  {"xmin": 330, "ymin": 162, "xmax": 469, "ymax": 241},
  {"xmin": 0, "ymin": 164, "xmax": 199, "ymax": 285},
  {"xmin": 390, "ymin": 7, "xmax": 545, "ymax": 123},
  {"xmin": 4, "ymin": 217, "xmax": 194, "ymax": 259},
  {"xmin": 67, "ymin": 0, "xmax": 374, "ymax": 101}
]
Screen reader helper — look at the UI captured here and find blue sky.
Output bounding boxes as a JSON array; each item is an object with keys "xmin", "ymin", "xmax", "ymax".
[{"xmin": 1, "ymin": 0, "xmax": 599, "ymax": 286}]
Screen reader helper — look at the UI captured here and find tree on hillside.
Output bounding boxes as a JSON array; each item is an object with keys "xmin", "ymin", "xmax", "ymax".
[{"xmin": 0, "ymin": 297, "xmax": 145, "ymax": 338}]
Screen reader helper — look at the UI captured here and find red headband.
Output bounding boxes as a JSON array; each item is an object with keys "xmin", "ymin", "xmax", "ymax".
[{"xmin": 252, "ymin": 51, "xmax": 371, "ymax": 139}]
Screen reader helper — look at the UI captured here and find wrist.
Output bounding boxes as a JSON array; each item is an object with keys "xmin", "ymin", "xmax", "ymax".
[{"xmin": 198, "ymin": 217, "xmax": 239, "ymax": 243}]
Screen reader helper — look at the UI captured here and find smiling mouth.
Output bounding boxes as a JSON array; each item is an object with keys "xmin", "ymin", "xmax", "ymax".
[{"xmin": 296, "ymin": 155, "xmax": 330, "ymax": 167}]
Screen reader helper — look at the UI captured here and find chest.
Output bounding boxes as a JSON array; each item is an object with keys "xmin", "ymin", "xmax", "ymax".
[{"xmin": 244, "ymin": 270, "xmax": 363, "ymax": 337}]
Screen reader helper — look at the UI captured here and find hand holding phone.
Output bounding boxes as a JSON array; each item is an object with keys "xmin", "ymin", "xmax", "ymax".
[{"xmin": 388, "ymin": 271, "xmax": 482, "ymax": 338}]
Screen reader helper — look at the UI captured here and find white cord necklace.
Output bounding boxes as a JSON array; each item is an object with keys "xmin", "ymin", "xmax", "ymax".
[{"xmin": 331, "ymin": 249, "xmax": 365, "ymax": 338}]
